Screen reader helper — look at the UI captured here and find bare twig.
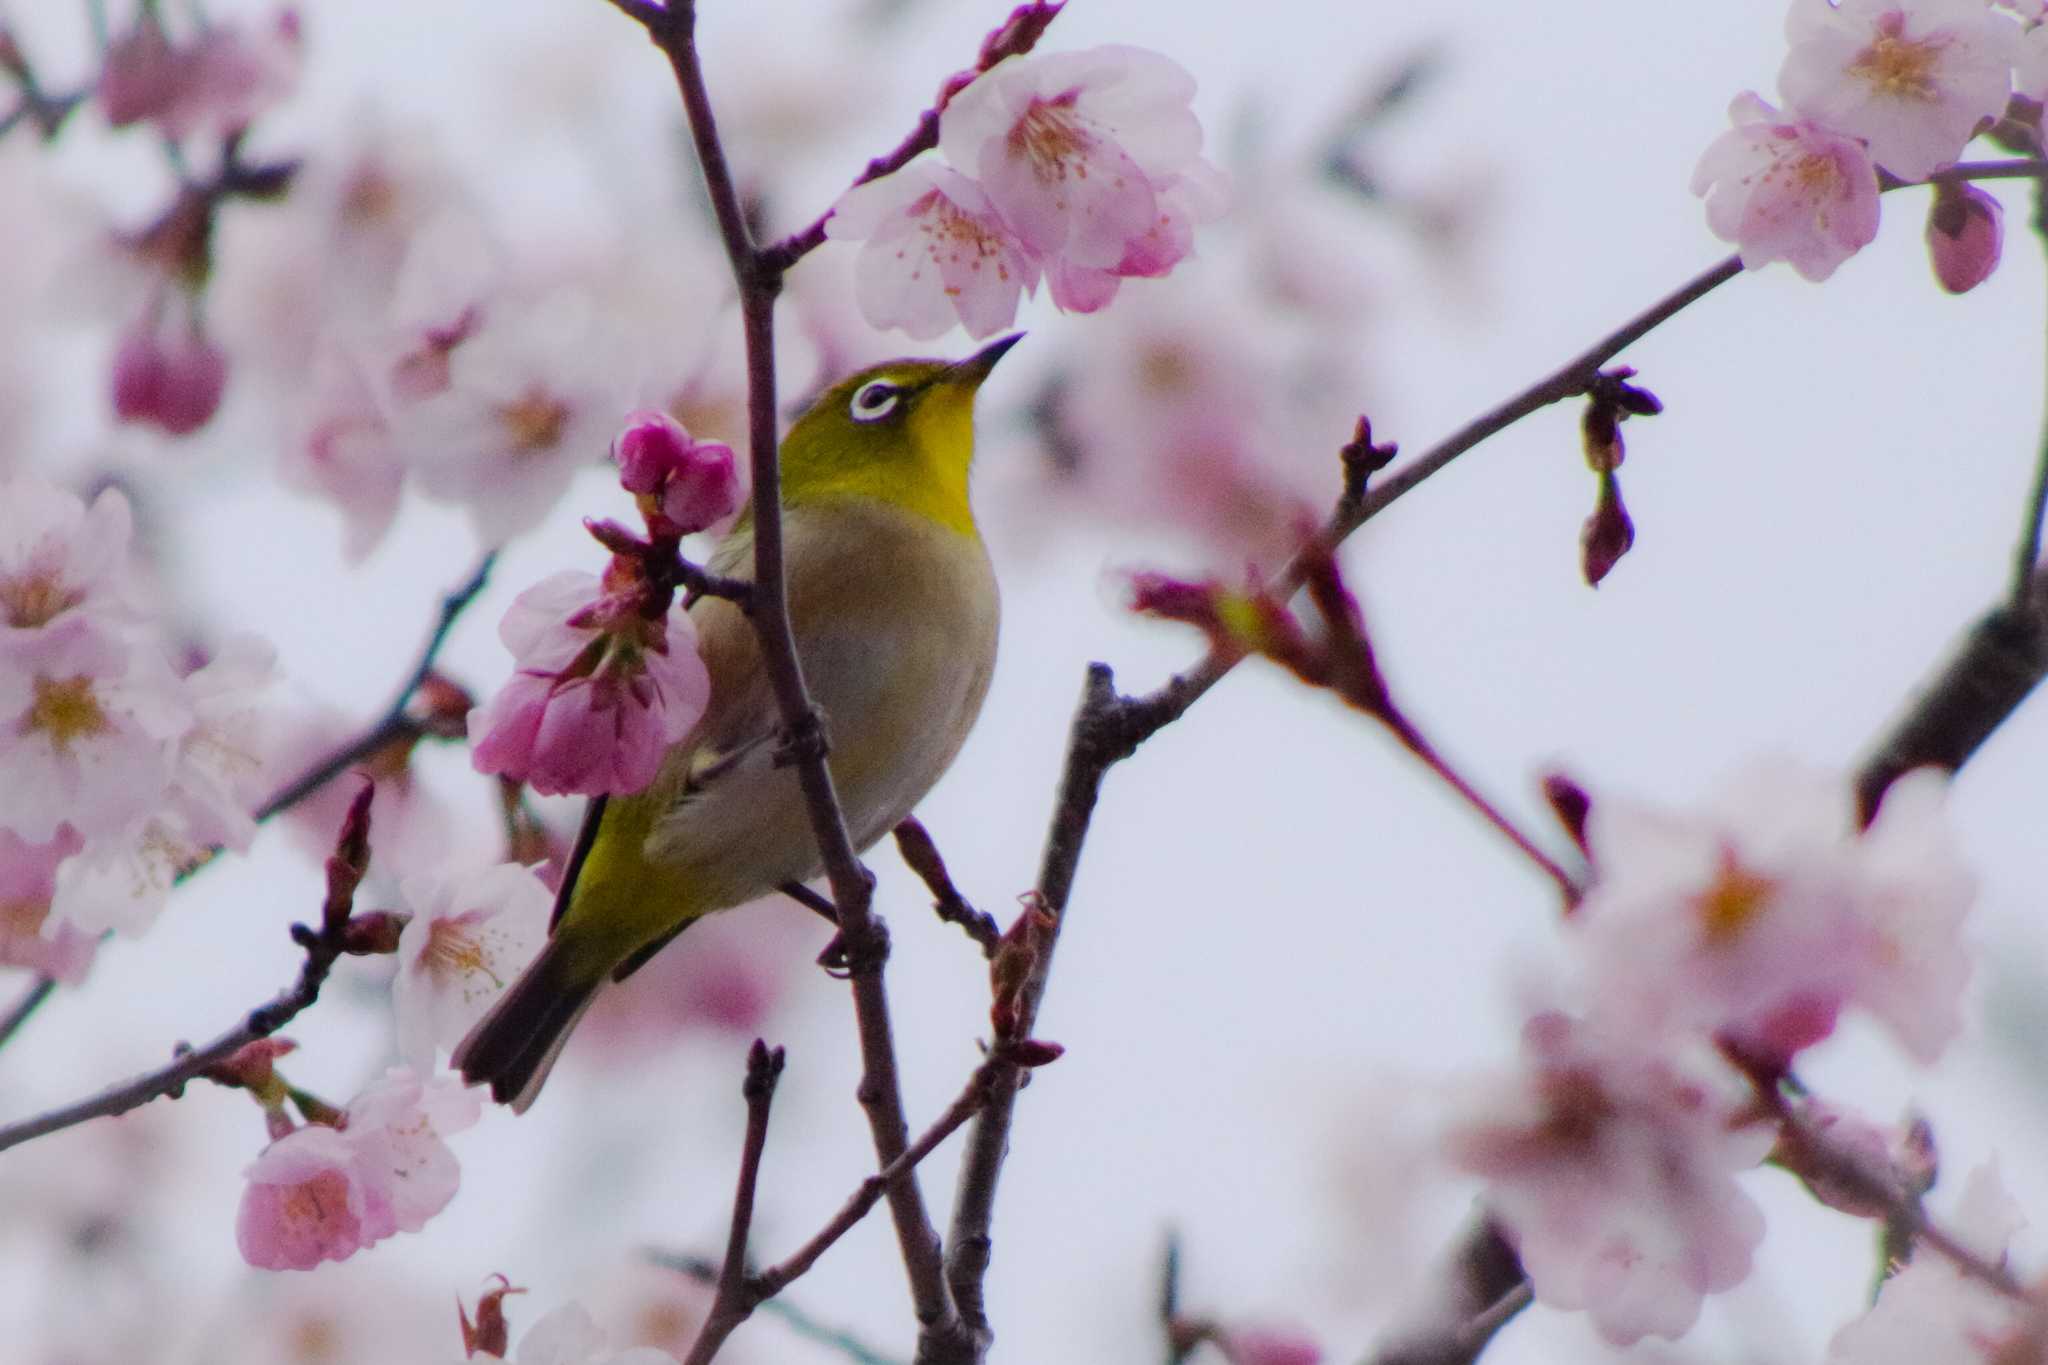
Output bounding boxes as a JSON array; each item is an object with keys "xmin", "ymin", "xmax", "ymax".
[
  {"xmin": 0, "ymin": 974, "xmax": 55, "ymax": 1053},
  {"xmin": 894, "ymin": 819, "xmax": 1000, "ymax": 958},
  {"xmin": 0, "ymin": 783, "xmax": 378, "ymax": 1154},
  {"xmin": 682, "ymin": 1040, "xmax": 788, "ymax": 1365}
]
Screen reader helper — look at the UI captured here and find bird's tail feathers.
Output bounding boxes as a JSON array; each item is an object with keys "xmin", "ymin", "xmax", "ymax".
[{"xmin": 452, "ymin": 938, "xmax": 605, "ymax": 1114}]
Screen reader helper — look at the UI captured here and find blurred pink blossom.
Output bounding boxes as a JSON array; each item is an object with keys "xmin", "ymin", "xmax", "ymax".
[
  {"xmin": 0, "ymin": 478, "xmax": 142, "ymax": 648},
  {"xmin": 393, "ymin": 862, "xmax": 552, "ymax": 1068},
  {"xmin": 469, "ymin": 571, "xmax": 711, "ymax": 797},
  {"xmin": 474, "ymin": 1301, "xmax": 681, "ymax": 1365},
  {"xmin": 940, "ymin": 45, "xmax": 1220, "ymax": 308},
  {"xmin": 1445, "ymin": 1011, "xmax": 1772, "ymax": 1345},
  {"xmin": 268, "ymin": 709, "xmax": 462, "ymax": 885},
  {"xmin": 578, "ymin": 899, "xmax": 809, "ymax": 1056},
  {"xmin": 99, "ymin": 8, "xmax": 301, "ymax": 141},
  {"xmin": 51, "ymin": 635, "xmax": 276, "ymax": 938},
  {"xmin": 1826, "ymin": 1163, "xmax": 2038, "ymax": 1363},
  {"xmin": 1218, "ymin": 1324, "xmax": 1324, "ymax": 1365},
  {"xmin": 1568, "ymin": 763, "xmax": 1972, "ymax": 1068},
  {"xmin": 826, "ymin": 161, "xmax": 1042, "ymax": 340},
  {"xmin": 0, "ymin": 827, "xmax": 96, "ymax": 984},
  {"xmin": 1779, "ymin": 0, "xmax": 2017, "ymax": 182},
  {"xmin": 110, "ymin": 315, "xmax": 229, "ymax": 437},
  {"xmin": 282, "ymin": 346, "xmax": 406, "ymax": 562},
  {"xmin": 237, "ymin": 1067, "xmax": 479, "ymax": 1271},
  {"xmin": 1926, "ymin": 181, "xmax": 2004, "ymax": 294},
  {"xmin": 1692, "ymin": 92, "xmax": 1881, "ymax": 282},
  {"xmin": 612, "ymin": 412, "xmax": 741, "ymax": 537}
]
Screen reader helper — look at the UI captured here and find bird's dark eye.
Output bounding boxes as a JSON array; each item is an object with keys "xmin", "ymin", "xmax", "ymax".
[{"xmin": 850, "ymin": 379, "xmax": 901, "ymax": 423}]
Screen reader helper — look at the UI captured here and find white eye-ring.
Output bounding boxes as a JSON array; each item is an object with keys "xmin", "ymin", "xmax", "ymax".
[{"xmin": 850, "ymin": 379, "xmax": 901, "ymax": 423}]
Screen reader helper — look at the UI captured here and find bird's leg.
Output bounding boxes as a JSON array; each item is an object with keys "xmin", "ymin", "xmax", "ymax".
[{"xmin": 782, "ymin": 881, "xmax": 853, "ymax": 974}]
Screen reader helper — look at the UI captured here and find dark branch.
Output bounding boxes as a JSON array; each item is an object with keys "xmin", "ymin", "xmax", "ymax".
[
  {"xmin": 894, "ymin": 819, "xmax": 1000, "ymax": 958},
  {"xmin": 681, "ymin": 1040, "xmax": 787, "ymax": 1365}
]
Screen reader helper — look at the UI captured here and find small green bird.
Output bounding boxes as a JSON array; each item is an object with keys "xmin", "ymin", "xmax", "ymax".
[{"xmin": 454, "ymin": 336, "xmax": 1017, "ymax": 1111}]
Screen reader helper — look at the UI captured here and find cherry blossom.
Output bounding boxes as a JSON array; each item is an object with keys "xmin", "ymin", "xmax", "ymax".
[
  {"xmin": 280, "ymin": 346, "xmax": 405, "ymax": 562},
  {"xmin": 1445, "ymin": 1011, "xmax": 1772, "ymax": 1346},
  {"xmin": 826, "ymin": 161, "xmax": 1042, "ymax": 340},
  {"xmin": 1827, "ymin": 1163, "xmax": 2042, "ymax": 1363},
  {"xmin": 51, "ymin": 636, "xmax": 276, "ymax": 938},
  {"xmin": 1216, "ymin": 1325, "xmax": 1324, "ymax": 1365},
  {"xmin": 1926, "ymin": 180, "xmax": 2004, "ymax": 293},
  {"xmin": 1567, "ymin": 762, "xmax": 1972, "ymax": 1068},
  {"xmin": 0, "ymin": 625, "xmax": 187, "ymax": 844},
  {"xmin": 479, "ymin": 1302, "xmax": 682, "ymax": 1365},
  {"xmin": 1779, "ymin": 0, "xmax": 2018, "ymax": 182},
  {"xmin": 1692, "ymin": 92, "xmax": 1882, "ymax": 282},
  {"xmin": 393, "ymin": 862, "xmax": 552, "ymax": 1068},
  {"xmin": 237, "ymin": 1067, "xmax": 480, "ymax": 1271},
  {"xmin": 939, "ymin": 45, "xmax": 1220, "ymax": 299},
  {"xmin": 0, "ymin": 828, "xmax": 96, "ymax": 985},
  {"xmin": 468, "ymin": 570, "xmax": 712, "ymax": 797},
  {"xmin": 98, "ymin": 8, "xmax": 301, "ymax": 142},
  {"xmin": 109, "ymin": 311, "xmax": 229, "ymax": 437},
  {"xmin": 0, "ymin": 477, "xmax": 142, "ymax": 650},
  {"xmin": 612, "ymin": 411, "xmax": 742, "ymax": 537}
]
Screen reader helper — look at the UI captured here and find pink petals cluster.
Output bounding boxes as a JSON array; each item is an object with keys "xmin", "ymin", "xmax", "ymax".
[
  {"xmin": 468, "ymin": 412, "xmax": 730, "ymax": 798},
  {"xmin": 827, "ymin": 44, "xmax": 1224, "ymax": 338},
  {"xmin": 1445, "ymin": 763, "xmax": 1975, "ymax": 1345},
  {"xmin": 236, "ymin": 1067, "xmax": 480, "ymax": 1271},
  {"xmin": 1693, "ymin": 0, "xmax": 2024, "ymax": 284},
  {"xmin": 0, "ymin": 476, "xmax": 275, "ymax": 958}
]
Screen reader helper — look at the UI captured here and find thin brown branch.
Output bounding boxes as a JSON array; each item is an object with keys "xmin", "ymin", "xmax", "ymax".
[
  {"xmin": 644, "ymin": 2, "xmax": 959, "ymax": 1344},
  {"xmin": 1364, "ymin": 1219, "xmax": 1528, "ymax": 1365},
  {"xmin": 894, "ymin": 819, "xmax": 1000, "ymax": 958},
  {"xmin": 0, "ymin": 783, "xmax": 377, "ymax": 1154},
  {"xmin": 0, "ymin": 974, "xmax": 55, "ymax": 1054},
  {"xmin": 681, "ymin": 1040, "xmax": 787, "ymax": 1365}
]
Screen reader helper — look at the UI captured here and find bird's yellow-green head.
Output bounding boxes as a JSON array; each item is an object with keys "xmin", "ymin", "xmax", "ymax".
[{"xmin": 777, "ymin": 334, "xmax": 1022, "ymax": 537}]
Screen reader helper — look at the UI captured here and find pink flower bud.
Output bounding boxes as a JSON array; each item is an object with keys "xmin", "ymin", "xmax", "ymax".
[
  {"xmin": 1219, "ymin": 1326, "xmax": 1323, "ymax": 1365},
  {"xmin": 1926, "ymin": 181, "xmax": 2003, "ymax": 295},
  {"xmin": 98, "ymin": 16, "xmax": 183, "ymax": 128},
  {"xmin": 111, "ymin": 320, "xmax": 228, "ymax": 436},
  {"xmin": 612, "ymin": 410, "xmax": 741, "ymax": 536}
]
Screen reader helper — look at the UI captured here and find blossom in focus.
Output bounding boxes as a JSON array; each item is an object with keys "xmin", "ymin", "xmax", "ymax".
[
  {"xmin": 237, "ymin": 1067, "xmax": 480, "ymax": 1271},
  {"xmin": 1568, "ymin": 763, "xmax": 1972, "ymax": 1068},
  {"xmin": 110, "ymin": 314, "xmax": 229, "ymax": 436},
  {"xmin": 1692, "ymin": 92, "xmax": 1881, "ymax": 281},
  {"xmin": 0, "ymin": 828, "xmax": 96, "ymax": 984},
  {"xmin": 51, "ymin": 636, "xmax": 277, "ymax": 937},
  {"xmin": 940, "ymin": 45, "xmax": 1220, "ymax": 304},
  {"xmin": 826, "ymin": 161, "xmax": 1042, "ymax": 340},
  {"xmin": 1445, "ymin": 1011, "xmax": 1772, "ymax": 1345},
  {"xmin": 0, "ymin": 625, "xmax": 187, "ymax": 843},
  {"xmin": 1779, "ymin": 0, "xmax": 2018, "ymax": 182},
  {"xmin": 468, "ymin": 1302, "xmax": 681, "ymax": 1365},
  {"xmin": 612, "ymin": 411, "xmax": 742, "ymax": 536},
  {"xmin": 394, "ymin": 862, "xmax": 551, "ymax": 1068},
  {"xmin": 1926, "ymin": 180, "xmax": 2004, "ymax": 293},
  {"xmin": 1827, "ymin": 1163, "xmax": 2039, "ymax": 1363},
  {"xmin": 469, "ymin": 571, "xmax": 712, "ymax": 797},
  {"xmin": 0, "ymin": 477, "xmax": 141, "ymax": 649}
]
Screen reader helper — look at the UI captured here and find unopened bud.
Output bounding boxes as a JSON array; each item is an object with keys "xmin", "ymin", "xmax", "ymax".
[
  {"xmin": 1580, "ymin": 470, "xmax": 1634, "ymax": 588},
  {"xmin": 340, "ymin": 910, "xmax": 409, "ymax": 956},
  {"xmin": 1541, "ymin": 771, "xmax": 1593, "ymax": 859},
  {"xmin": 111, "ymin": 319, "xmax": 227, "ymax": 436},
  {"xmin": 459, "ymin": 1276, "xmax": 525, "ymax": 1359},
  {"xmin": 1927, "ymin": 181, "xmax": 2003, "ymax": 295},
  {"xmin": 612, "ymin": 411, "xmax": 741, "ymax": 536}
]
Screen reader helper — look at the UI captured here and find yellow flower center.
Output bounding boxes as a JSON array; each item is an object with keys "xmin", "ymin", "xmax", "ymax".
[
  {"xmin": 0, "ymin": 895, "xmax": 50, "ymax": 938},
  {"xmin": 1848, "ymin": 18, "xmax": 1947, "ymax": 102},
  {"xmin": 1697, "ymin": 850, "xmax": 1776, "ymax": 944},
  {"xmin": 1006, "ymin": 94, "xmax": 1092, "ymax": 184},
  {"xmin": 0, "ymin": 569, "xmax": 83, "ymax": 630},
  {"xmin": 497, "ymin": 388, "xmax": 569, "ymax": 454},
  {"xmin": 24, "ymin": 675, "xmax": 109, "ymax": 755},
  {"xmin": 421, "ymin": 917, "xmax": 503, "ymax": 989}
]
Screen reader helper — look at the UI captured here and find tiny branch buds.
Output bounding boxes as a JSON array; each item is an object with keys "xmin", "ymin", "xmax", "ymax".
[
  {"xmin": 1577, "ymin": 368, "xmax": 1660, "ymax": 588},
  {"xmin": 894, "ymin": 818, "xmax": 1002, "ymax": 958}
]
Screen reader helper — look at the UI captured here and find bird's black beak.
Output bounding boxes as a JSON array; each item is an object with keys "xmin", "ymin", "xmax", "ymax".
[{"xmin": 949, "ymin": 333, "xmax": 1024, "ymax": 384}]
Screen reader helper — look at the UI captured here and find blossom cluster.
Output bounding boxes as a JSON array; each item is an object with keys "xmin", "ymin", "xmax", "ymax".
[
  {"xmin": 1692, "ymin": 0, "xmax": 2039, "ymax": 284},
  {"xmin": 1445, "ymin": 763, "xmax": 1975, "ymax": 1345},
  {"xmin": 0, "ymin": 475, "xmax": 276, "ymax": 973},
  {"xmin": 827, "ymin": 44, "xmax": 1225, "ymax": 339}
]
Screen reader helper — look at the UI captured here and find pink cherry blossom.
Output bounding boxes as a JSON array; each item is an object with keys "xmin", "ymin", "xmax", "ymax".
[
  {"xmin": 1780, "ymin": 0, "xmax": 2018, "ymax": 182},
  {"xmin": 0, "ymin": 625, "xmax": 187, "ymax": 844},
  {"xmin": 1217, "ymin": 1325, "xmax": 1324, "ymax": 1365},
  {"xmin": 0, "ymin": 828, "xmax": 96, "ymax": 985},
  {"xmin": 612, "ymin": 411, "xmax": 742, "ymax": 536},
  {"xmin": 490, "ymin": 1302, "xmax": 682, "ymax": 1365},
  {"xmin": 469, "ymin": 571, "xmax": 712, "ymax": 797},
  {"xmin": 1445, "ymin": 1011, "xmax": 1772, "ymax": 1346},
  {"xmin": 1692, "ymin": 92, "xmax": 1882, "ymax": 282},
  {"xmin": 1926, "ymin": 180, "xmax": 2004, "ymax": 293},
  {"xmin": 110, "ymin": 314, "xmax": 229, "ymax": 436},
  {"xmin": 281, "ymin": 346, "xmax": 405, "ymax": 562},
  {"xmin": 826, "ymin": 161, "xmax": 1042, "ymax": 340},
  {"xmin": 0, "ymin": 477, "xmax": 142, "ymax": 650},
  {"xmin": 237, "ymin": 1067, "xmax": 479, "ymax": 1271},
  {"xmin": 99, "ymin": 8, "xmax": 300, "ymax": 142},
  {"xmin": 51, "ymin": 635, "xmax": 276, "ymax": 938},
  {"xmin": 1567, "ymin": 761, "xmax": 1972, "ymax": 1068},
  {"xmin": 393, "ymin": 862, "xmax": 552, "ymax": 1068},
  {"xmin": 1827, "ymin": 1163, "xmax": 2041, "ymax": 1363},
  {"xmin": 939, "ymin": 45, "xmax": 1220, "ymax": 292}
]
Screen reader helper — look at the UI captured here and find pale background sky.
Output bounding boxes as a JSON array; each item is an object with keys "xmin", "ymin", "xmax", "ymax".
[{"xmin": 3, "ymin": 1, "xmax": 2047, "ymax": 1362}]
